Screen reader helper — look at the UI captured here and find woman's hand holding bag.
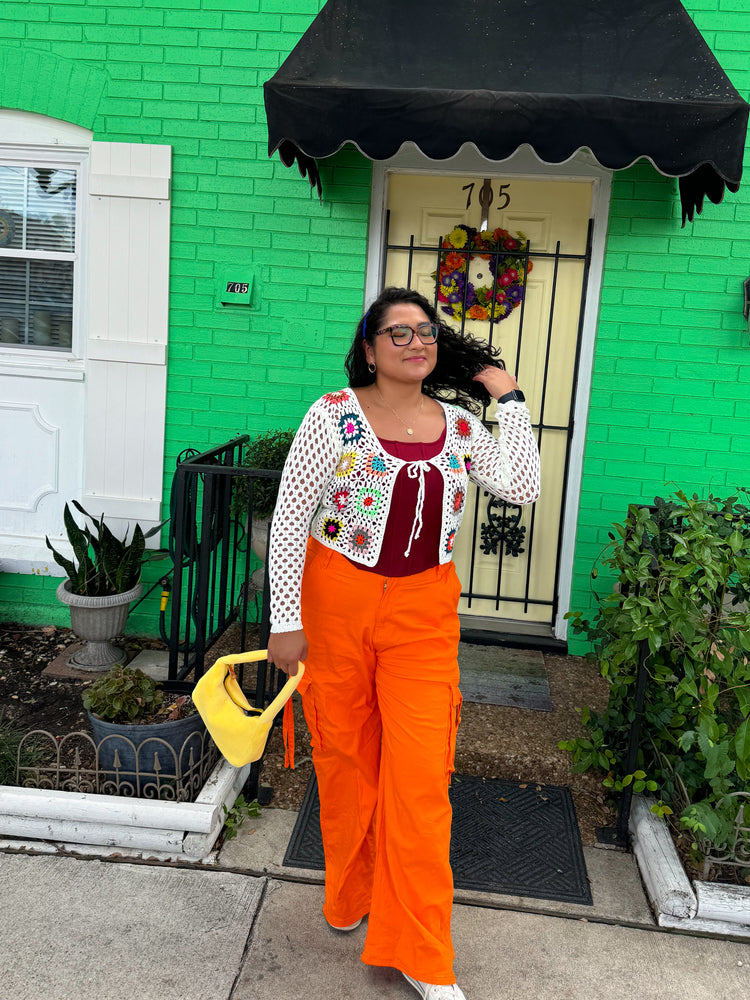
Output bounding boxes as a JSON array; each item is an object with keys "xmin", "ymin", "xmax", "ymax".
[{"xmin": 193, "ymin": 649, "xmax": 305, "ymax": 767}]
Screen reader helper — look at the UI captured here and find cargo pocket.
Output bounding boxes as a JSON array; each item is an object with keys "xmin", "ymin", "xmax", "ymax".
[{"xmin": 446, "ymin": 684, "xmax": 463, "ymax": 782}]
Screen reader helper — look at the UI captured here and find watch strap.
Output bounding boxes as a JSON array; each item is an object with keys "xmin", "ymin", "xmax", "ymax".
[{"xmin": 497, "ymin": 389, "xmax": 525, "ymax": 404}]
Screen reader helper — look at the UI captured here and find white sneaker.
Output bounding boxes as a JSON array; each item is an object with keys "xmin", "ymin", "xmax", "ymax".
[
  {"xmin": 403, "ymin": 972, "xmax": 467, "ymax": 1000},
  {"xmin": 327, "ymin": 917, "xmax": 363, "ymax": 931}
]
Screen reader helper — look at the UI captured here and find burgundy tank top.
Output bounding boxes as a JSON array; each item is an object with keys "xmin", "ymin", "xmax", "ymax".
[{"xmin": 353, "ymin": 426, "xmax": 446, "ymax": 577}]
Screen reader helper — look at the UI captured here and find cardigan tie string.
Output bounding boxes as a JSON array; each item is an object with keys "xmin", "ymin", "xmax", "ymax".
[{"xmin": 403, "ymin": 461, "xmax": 432, "ymax": 558}]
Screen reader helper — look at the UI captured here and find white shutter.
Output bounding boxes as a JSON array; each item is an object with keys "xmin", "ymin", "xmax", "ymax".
[{"xmin": 84, "ymin": 142, "xmax": 171, "ymax": 539}]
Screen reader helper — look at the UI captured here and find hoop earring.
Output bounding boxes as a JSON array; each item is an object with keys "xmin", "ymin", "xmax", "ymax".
[{"xmin": 367, "ymin": 362, "xmax": 376, "ymax": 374}]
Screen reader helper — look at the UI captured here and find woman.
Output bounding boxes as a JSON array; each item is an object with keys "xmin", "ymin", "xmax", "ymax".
[{"xmin": 267, "ymin": 287, "xmax": 540, "ymax": 1000}]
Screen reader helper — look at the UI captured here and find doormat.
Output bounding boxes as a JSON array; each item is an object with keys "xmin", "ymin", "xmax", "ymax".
[
  {"xmin": 283, "ymin": 773, "xmax": 591, "ymax": 906},
  {"xmin": 458, "ymin": 643, "xmax": 552, "ymax": 711}
]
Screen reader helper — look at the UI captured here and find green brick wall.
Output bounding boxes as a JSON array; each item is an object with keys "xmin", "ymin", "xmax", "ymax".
[
  {"xmin": 0, "ymin": 1, "xmax": 748, "ymax": 650},
  {"xmin": 567, "ymin": 0, "xmax": 750, "ymax": 650},
  {"xmin": 0, "ymin": 0, "xmax": 369, "ymax": 633},
  {"xmin": 0, "ymin": 572, "xmax": 71, "ymax": 628}
]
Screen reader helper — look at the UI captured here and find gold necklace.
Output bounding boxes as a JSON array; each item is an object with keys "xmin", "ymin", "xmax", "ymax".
[{"xmin": 374, "ymin": 387, "xmax": 424, "ymax": 436}]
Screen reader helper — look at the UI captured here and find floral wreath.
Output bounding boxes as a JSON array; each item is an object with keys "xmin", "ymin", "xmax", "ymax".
[{"xmin": 435, "ymin": 225, "xmax": 532, "ymax": 324}]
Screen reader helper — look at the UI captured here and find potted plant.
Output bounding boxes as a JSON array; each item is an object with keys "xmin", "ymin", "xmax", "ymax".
[
  {"xmin": 233, "ymin": 428, "xmax": 295, "ymax": 564},
  {"xmin": 83, "ymin": 664, "xmax": 206, "ymax": 795},
  {"xmin": 46, "ymin": 501, "xmax": 159, "ymax": 671}
]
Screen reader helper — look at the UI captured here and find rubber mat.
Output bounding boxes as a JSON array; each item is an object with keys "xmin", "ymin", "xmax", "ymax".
[{"xmin": 283, "ymin": 772, "xmax": 592, "ymax": 906}]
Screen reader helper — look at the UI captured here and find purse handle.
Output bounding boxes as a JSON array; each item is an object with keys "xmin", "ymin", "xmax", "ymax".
[{"xmin": 212, "ymin": 649, "xmax": 305, "ymax": 724}]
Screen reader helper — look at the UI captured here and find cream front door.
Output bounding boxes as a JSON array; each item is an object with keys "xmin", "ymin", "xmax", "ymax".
[{"xmin": 383, "ymin": 172, "xmax": 593, "ymax": 632}]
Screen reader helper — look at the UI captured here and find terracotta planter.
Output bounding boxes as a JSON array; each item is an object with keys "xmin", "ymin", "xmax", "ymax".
[{"xmin": 56, "ymin": 580, "xmax": 143, "ymax": 671}]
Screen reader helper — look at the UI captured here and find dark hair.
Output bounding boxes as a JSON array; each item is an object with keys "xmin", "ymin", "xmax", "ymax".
[{"xmin": 344, "ymin": 286, "xmax": 504, "ymax": 414}]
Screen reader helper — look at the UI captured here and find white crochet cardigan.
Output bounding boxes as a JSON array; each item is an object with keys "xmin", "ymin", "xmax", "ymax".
[{"xmin": 268, "ymin": 387, "xmax": 540, "ymax": 632}]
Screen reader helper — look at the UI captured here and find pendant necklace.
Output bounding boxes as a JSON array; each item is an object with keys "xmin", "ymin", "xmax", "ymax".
[{"xmin": 374, "ymin": 386, "xmax": 424, "ymax": 436}]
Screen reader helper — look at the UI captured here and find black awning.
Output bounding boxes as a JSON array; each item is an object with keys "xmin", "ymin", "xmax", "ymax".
[{"xmin": 264, "ymin": 0, "xmax": 748, "ymax": 224}]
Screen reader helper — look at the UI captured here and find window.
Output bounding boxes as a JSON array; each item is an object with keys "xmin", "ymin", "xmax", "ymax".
[
  {"xmin": 0, "ymin": 118, "xmax": 172, "ymax": 573},
  {"xmin": 0, "ymin": 162, "xmax": 78, "ymax": 353}
]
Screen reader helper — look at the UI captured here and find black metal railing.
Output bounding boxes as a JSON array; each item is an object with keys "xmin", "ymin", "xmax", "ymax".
[
  {"xmin": 164, "ymin": 437, "xmax": 287, "ymax": 797},
  {"xmin": 167, "ymin": 436, "xmax": 280, "ymax": 680}
]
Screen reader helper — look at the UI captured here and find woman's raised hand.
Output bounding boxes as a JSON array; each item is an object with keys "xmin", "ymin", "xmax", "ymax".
[
  {"xmin": 267, "ymin": 629, "xmax": 308, "ymax": 676},
  {"xmin": 472, "ymin": 365, "xmax": 519, "ymax": 400}
]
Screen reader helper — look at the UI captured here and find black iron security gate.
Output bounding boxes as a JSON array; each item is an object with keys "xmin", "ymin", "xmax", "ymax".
[
  {"xmin": 166, "ymin": 437, "xmax": 279, "ymax": 689},
  {"xmin": 382, "ymin": 213, "xmax": 593, "ymax": 632},
  {"xmin": 165, "ymin": 439, "xmax": 286, "ymax": 800}
]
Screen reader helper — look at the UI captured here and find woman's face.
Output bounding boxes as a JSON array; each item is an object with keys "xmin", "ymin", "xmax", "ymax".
[{"xmin": 363, "ymin": 302, "xmax": 438, "ymax": 386}]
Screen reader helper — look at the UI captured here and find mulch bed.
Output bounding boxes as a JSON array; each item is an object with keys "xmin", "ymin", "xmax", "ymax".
[
  {"xmin": 1, "ymin": 619, "xmax": 745, "ymax": 885},
  {"xmin": 0, "ymin": 621, "xmax": 614, "ymax": 847}
]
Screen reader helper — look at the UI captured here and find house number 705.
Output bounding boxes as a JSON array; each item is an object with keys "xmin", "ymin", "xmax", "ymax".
[
  {"xmin": 461, "ymin": 181, "xmax": 511, "ymax": 212},
  {"xmin": 225, "ymin": 282, "xmax": 249, "ymax": 294}
]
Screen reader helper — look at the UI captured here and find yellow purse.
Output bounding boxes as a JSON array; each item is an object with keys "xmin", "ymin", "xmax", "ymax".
[{"xmin": 193, "ymin": 650, "xmax": 305, "ymax": 768}]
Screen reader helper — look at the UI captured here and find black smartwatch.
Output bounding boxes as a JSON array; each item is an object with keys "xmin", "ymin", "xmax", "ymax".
[{"xmin": 497, "ymin": 389, "xmax": 525, "ymax": 404}]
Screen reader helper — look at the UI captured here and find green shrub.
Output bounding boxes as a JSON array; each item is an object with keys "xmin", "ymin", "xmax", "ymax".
[
  {"xmin": 562, "ymin": 490, "xmax": 750, "ymax": 863},
  {"xmin": 82, "ymin": 665, "xmax": 165, "ymax": 724},
  {"xmin": 222, "ymin": 793, "xmax": 261, "ymax": 841},
  {"xmin": 233, "ymin": 428, "xmax": 295, "ymax": 520},
  {"xmin": 82, "ymin": 665, "xmax": 197, "ymax": 726}
]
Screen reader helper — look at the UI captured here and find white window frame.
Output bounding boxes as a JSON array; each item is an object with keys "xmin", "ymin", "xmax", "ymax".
[
  {"xmin": 0, "ymin": 113, "xmax": 171, "ymax": 572},
  {"xmin": 0, "ymin": 112, "xmax": 91, "ymax": 383}
]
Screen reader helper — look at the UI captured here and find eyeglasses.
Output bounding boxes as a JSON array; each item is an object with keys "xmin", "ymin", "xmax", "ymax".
[{"xmin": 375, "ymin": 323, "xmax": 439, "ymax": 346}]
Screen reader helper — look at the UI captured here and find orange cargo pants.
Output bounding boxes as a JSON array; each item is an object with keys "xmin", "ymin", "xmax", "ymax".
[{"xmin": 298, "ymin": 538, "xmax": 463, "ymax": 986}]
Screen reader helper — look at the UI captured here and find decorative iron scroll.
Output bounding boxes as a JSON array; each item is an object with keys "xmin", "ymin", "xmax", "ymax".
[
  {"xmin": 16, "ymin": 729, "xmax": 219, "ymax": 802},
  {"xmin": 654, "ymin": 749, "xmax": 750, "ymax": 879},
  {"xmin": 479, "ymin": 497, "xmax": 526, "ymax": 558},
  {"xmin": 700, "ymin": 791, "xmax": 750, "ymax": 879}
]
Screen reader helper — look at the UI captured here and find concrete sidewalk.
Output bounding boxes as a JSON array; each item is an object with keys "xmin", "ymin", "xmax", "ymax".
[{"xmin": 1, "ymin": 808, "xmax": 748, "ymax": 1000}]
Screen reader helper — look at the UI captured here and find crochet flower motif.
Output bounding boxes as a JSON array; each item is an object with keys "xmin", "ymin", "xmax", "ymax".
[
  {"xmin": 348, "ymin": 525, "xmax": 372, "ymax": 554},
  {"xmin": 338, "ymin": 412, "xmax": 363, "ymax": 444},
  {"xmin": 336, "ymin": 452, "xmax": 357, "ymax": 477},
  {"xmin": 355, "ymin": 486, "xmax": 382, "ymax": 518},
  {"xmin": 452, "ymin": 488, "xmax": 465, "ymax": 514},
  {"xmin": 324, "ymin": 390, "xmax": 351, "ymax": 406},
  {"xmin": 321, "ymin": 517, "xmax": 343, "ymax": 541},
  {"xmin": 463, "ymin": 454, "xmax": 472, "ymax": 474},
  {"xmin": 448, "ymin": 453, "xmax": 462, "ymax": 473},
  {"xmin": 456, "ymin": 417, "xmax": 471, "ymax": 438},
  {"xmin": 445, "ymin": 529, "xmax": 456, "ymax": 554},
  {"xmin": 332, "ymin": 488, "xmax": 350, "ymax": 511},
  {"xmin": 364, "ymin": 453, "xmax": 388, "ymax": 478}
]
